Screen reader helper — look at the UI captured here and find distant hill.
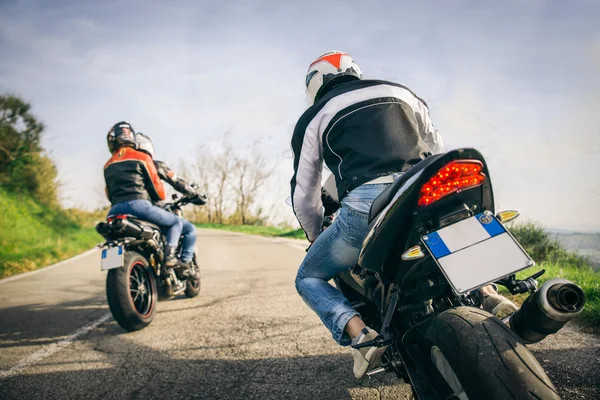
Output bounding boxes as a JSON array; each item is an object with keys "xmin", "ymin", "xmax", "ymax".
[{"xmin": 549, "ymin": 230, "xmax": 600, "ymax": 269}]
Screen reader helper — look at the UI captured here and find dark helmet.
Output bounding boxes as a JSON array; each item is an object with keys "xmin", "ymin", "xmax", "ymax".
[
  {"xmin": 136, "ymin": 132, "xmax": 155, "ymax": 158},
  {"xmin": 107, "ymin": 121, "xmax": 136, "ymax": 154}
]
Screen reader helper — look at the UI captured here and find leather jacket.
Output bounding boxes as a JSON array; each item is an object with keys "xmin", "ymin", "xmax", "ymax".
[{"xmin": 104, "ymin": 147, "xmax": 165, "ymax": 205}]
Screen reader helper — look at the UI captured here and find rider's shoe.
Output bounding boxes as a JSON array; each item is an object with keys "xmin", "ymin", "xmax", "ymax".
[
  {"xmin": 164, "ymin": 246, "xmax": 178, "ymax": 268},
  {"xmin": 177, "ymin": 260, "xmax": 199, "ymax": 279},
  {"xmin": 350, "ymin": 327, "xmax": 388, "ymax": 379},
  {"xmin": 482, "ymin": 293, "xmax": 518, "ymax": 319},
  {"xmin": 181, "ymin": 267, "xmax": 199, "ymax": 279}
]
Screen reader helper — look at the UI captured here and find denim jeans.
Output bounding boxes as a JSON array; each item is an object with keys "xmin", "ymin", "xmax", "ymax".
[
  {"xmin": 108, "ymin": 200, "xmax": 182, "ymax": 248},
  {"xmin": 295, "ymin": 183, "xmax": 390, "ymax": 346},
  {"xmin": 180, "ymin": 219, "xmax": 197, "ymax": 263}
]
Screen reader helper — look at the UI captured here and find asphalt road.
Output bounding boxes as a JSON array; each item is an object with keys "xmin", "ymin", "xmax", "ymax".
[{"xmin": 0, "ymin": 229, "xmax": 598, "ymax": 399}]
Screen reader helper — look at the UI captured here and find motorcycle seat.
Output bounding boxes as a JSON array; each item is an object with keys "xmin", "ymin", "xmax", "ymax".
[
  {"xmin": 128, "ymin": 218, "xmax": 162, "ymax": 232},
  {"xmin": 107, "ymin": 214, "xmax": 163, "ymax": 232}
]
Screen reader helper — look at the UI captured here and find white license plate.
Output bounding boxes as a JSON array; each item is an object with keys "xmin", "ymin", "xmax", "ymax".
[
  {"xmin": 101, "ymin": 246, "xmax": 124, "ymax": 271},
  {"xmin": 421, "ymin": 212, "xmax": 534, "ymax": 294}
]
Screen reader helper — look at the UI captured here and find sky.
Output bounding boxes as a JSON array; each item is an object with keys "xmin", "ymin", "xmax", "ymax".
[{"xmin": 0, "ymin": 0, "xmax": 599, "ymax": 231}]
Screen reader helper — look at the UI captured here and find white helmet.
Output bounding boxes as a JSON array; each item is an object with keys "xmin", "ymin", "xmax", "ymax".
[
  {"xmin": 305, "ymin": 51, "xmax": 363, "ymax": 105},
  {"xmin": 136, "ymin": 132, "xmax": 155, "ymax": 158}
]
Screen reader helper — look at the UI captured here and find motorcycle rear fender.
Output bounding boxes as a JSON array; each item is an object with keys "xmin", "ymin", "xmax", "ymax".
[{"xmin": 358, "ymin": 148, "xmax": 495, "ymax": 283}]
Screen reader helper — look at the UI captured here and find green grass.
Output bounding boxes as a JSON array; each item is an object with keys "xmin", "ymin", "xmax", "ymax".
[
  {"xmin": 503, "ymin": 223, "xmax": 600, "ymax": 328},
  {"xmin": 195, "ymin": 223, "xmax": 306, "ymax": 240},
  {"xmin": 0, "ymin": 187, "xmax": 102, "ymax": 279}
]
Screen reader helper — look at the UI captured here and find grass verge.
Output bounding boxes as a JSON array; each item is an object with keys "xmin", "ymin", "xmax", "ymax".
[
  {"xmin": 195, "ymin": 223, "xmax": 306, "ymax": 240},
  {"xmin": 0, "ymin": 188, "xmax": 102, "ymax": 279},
  {"xmin": 504, "ymin": 223, "xmax": 600, "ymax": 329}
]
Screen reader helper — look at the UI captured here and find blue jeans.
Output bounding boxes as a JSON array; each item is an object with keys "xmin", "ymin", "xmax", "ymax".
[
  {"xmin": 295, "ymin": 183, "xmax": 390, "ymax": 346},
  {"xmin": 108, "ymin": 200, "xmax": 182, "ymax": 248},
  {"xmin": 180, "ymin": 219, "xmax": 197, "ymax": 263}
]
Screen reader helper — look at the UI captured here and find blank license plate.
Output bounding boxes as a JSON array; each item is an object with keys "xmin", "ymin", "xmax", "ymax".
[
  {"xmin": 421, "ymin": 212, "xmax": 534, "ymax": 294},
  {"xmin": 101, "ymin": 246, "xmax": 124, "ymax": 271}
]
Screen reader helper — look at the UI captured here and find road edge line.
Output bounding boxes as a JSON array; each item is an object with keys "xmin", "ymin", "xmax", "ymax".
[
  {"xmin": 0, "ymin": 312, "xmax": 112, "ymax": 380},
  {"xmin": 0, "ymin": 248, "xmax": 99, "ymax": 285}
]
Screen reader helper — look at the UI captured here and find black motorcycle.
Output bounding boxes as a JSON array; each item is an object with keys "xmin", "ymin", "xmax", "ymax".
[
  {"xmin": 96, "ymin": 194, "xmax": 204, "ymax": 332},
  {"xmin": 318, "ymin": 148, "xmax": 585, "ymax": 399}
]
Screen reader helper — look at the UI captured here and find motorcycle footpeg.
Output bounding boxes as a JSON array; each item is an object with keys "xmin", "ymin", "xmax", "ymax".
[
  {"xmin": 366, "ymin": 367, "xmax": 387, "ymax": 378},
  {"xmin": 172, "ymin": 283, "xmax": 186, "ymax": 295},
  {"xmin": 351, "ymin": 335, "xmax": 392, "ymax": 349}
]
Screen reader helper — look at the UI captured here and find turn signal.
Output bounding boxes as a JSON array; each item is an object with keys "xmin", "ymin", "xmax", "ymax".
[
  {"xmin": 497, "ymin": 210, "xmax": 520, "ymax": 224},
  {"xmin": 401, "ymin": 245, "xmax": 425, "ymax": 260},
  {"xmin": 418, "ymin": 160, "xmax": 486, "ymax": 207}
]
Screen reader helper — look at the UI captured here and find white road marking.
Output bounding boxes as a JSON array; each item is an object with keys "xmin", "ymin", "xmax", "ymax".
[
  {"xmin": 250, "ymin": 234, "xmax": 309, "ymax": 251},
  {"xmin": 285, "ymin": 243, "xmax": 309, "ymax": 251},
  {"xmin": 0, "ymin": 312, "xmax": 112, "ymax": 380},
  {"xmin": 0, "ymin": 248, "xmax": 99, "ymax": 285}
]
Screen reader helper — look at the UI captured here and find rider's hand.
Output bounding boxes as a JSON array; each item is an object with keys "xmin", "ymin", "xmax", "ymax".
[{"xmin": 191, "ymin": 194, "xmax": 207, "ymax": 205}]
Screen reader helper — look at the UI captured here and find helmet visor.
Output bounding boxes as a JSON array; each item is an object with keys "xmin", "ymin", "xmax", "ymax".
[
  {"xmin": 305, "ymin": 70, "xmax": 319, "ymax": 87},
  {"xmin": 115, "ymin": 124, "xmax": 134, "ymax": 140}
]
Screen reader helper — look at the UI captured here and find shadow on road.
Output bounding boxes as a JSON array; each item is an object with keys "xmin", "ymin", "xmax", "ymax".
[
  {"xmin": 2, "ymin": 317, "xmax": 599, "ymax": 400},
  {"xmin": 0, "ymin": 289, "xmax": 108, "ymax": 349},
  {"xmin": 0, "ymin": 320, "xmax": 405, "ymax": 400}
]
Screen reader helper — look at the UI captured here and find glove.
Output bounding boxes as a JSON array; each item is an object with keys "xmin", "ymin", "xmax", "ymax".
[{"xmin": 191, "ymin": 194, "xmax": 207, "ymax": 205}]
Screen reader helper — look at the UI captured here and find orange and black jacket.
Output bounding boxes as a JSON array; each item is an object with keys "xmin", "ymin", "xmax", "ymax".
[{"xmin": 104, "ymin": 147, "xmax": 165, "ymax": 204}]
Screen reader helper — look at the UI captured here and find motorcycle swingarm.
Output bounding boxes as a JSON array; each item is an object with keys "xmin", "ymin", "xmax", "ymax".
[{"xmin": 399, "ymin": 320, "xmax": 461, "ymax": 400}]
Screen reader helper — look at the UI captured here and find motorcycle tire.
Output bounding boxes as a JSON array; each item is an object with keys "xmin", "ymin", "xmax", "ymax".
[
  {"xmin": 423, "ymin": 306, "xmax": 559, "ymax": 400},
  {"xmin": 184, "ymin": 255, "xmax": 201, "ymax": 298},
  {"xmin": 106, "ymin": 251, "xmax": 157, "ymax": 332}
]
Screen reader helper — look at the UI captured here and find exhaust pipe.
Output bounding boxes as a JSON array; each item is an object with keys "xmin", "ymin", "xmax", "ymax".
[{"xmin": 510, "ymin": 278, "xmax": 585, "ymax": 344}]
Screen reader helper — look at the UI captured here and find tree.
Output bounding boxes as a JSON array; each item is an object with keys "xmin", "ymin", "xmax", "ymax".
[
  {"xmin": 0, "ymin": 95, "xmax": 44, "ymax": 171},
  {"xmin": 0, "ymin": 94, "xmax": 59, "ymax": 207},
  {"xmin": 192, "ymin": 136, "xmax": 235, "ymax": 224},
  {"xmin": 189, "ymin": 135, "xmax": 276, "ymax": 225},
  {"xmin": 230, "ymin": 146, "xmax": 274, "ymax": 225},
  {"xmin": 209, "ymin": 137, "xmax": 234, "ymax": 224}
]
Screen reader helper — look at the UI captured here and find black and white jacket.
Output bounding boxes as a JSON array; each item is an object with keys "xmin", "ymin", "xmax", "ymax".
[{"xmin": 290, "ymin": 79, "xmax": 444, "ymax": 242}]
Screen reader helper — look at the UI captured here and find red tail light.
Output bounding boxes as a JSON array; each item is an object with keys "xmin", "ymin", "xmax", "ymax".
[
  {"xmin": 107, "ymin": 214, "xmax": 128, "ymax": 222},
  {"xmin": 418, "ymin": 160, "xmax": 486, "ymax": 207}
]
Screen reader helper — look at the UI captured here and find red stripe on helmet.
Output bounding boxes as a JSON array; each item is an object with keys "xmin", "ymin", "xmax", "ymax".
[{"xmin": 309, "ymin": 52, "xmax": 347, "ymax": 69}]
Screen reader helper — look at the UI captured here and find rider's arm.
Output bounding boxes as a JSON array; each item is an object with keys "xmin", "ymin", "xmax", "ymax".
[
  {"xmin": 290, "ymin": 118, "xmax": 324, "ymax": 243},
  {"xmin": 415, "ymin": 100, "xmax": 444, "ymax": 154},
  {"xmin": 154, "ymin": 160, "xmax": 197, "ymax": 197}
]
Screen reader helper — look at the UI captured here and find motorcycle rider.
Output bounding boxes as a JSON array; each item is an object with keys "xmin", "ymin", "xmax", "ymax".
[
  {"xmin": 104, "ymin": 122, "xmax": 202, "ymax": 271},
  {"xmin": 136, "ymin": 132, "xmax": 206, "ymax": 273},
  {"xmin": 291, "ymin": 51, "xmax": 516, "ymax": 379}
]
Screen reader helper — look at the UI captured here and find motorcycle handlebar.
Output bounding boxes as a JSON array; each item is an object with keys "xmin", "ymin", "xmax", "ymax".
[{"xmin": 161, "ymin": 194, "xmax": 207, "ymax": 212}]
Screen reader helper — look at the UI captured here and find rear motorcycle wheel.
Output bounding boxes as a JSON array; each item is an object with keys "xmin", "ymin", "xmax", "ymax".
[
  {"xmin": 424, "ymin": 307, "xmax": 559, "ymax": 400},
  {"xmin": 184, "ymin": 255, "xmax": 201, "ymax": 298},
  {"xmin": 106, "ymin": 251, "xmax": 157, "ymax": 332}
]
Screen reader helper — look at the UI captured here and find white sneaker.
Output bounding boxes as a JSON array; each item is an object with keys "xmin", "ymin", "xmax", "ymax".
[
  {"xmin": 482, "ymin": 293, "xmax": 518, "ymax": 319},
  {"xmin": 350, "ymin": 327, "xmax": 388, "ymax": 379}
]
